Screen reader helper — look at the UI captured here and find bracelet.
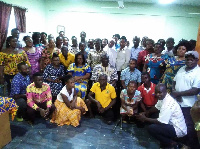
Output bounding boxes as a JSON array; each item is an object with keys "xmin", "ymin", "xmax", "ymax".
[{"xmin": 195, "ymin": 122, "xmax": 200, "ymax": 131}]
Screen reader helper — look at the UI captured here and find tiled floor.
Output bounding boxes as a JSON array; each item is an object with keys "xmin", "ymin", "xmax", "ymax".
[{"xmin": 3, "ymin": 116, "xmax": 159, "ymax": 149}]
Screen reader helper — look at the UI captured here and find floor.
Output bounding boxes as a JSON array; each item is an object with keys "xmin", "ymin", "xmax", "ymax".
[{"xmin": 3, "ymin": 116, "xmax": 159, "ymax": 149}]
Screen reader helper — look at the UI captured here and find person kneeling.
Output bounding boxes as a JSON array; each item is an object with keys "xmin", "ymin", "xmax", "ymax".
[
  {"xmin": 86, "ymin": 74, "xmax": 116, "ymax": 125},
  {"xmin": 26, "ymin": 72, "xmax": 55, "ymax": 124},
  {"xmin": 136, "ymin": 84, "xmax": 187, "ymax": 148},
  {"xmin": 120, "ymin": 81, "xmax": 141, "ymax": 124},
  {"xmin": 51, "ymin": 74, "xmax": 88, "ymax": 127}
]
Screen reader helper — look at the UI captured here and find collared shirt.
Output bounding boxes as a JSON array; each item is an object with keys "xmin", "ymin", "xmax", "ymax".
[
  {"xmin": 155, "ymin": 94, "xmax": 187, "ymax": 137},
  {"xmin": 59, "ymin": 53, "xmax": 75, "ymax": 69},
  {"xmin": 116, "ymin": 47, "xmax": 131, "ymax": 71},
  {"xmin": 10, "ymin": 73, "xmax": 31, "ymax": 97},
  {"xmin": 174, "ymin": 65, "xmax": 200, "ymax": 107},
  {"xmin": 87, "ymin": 49, "xmax": 106, "ymax": 70},
  {"xmin": 90, "ymin": 82, "xmax": 116, "ymax": 108},
  {"xmin": 161, "ymin": 48, "xmax": 174, "ymax": 57},
  {"xmin": 26, "ymin": 82, "xmax": 52, "ymax": 110},
  {"xmin": 103, "ymin": 46, "xmax": 117, "ymax": 67},
  {"xmin": 131, "ymin": 46, "xmax": 143, "ymax": 60},
  {"xmin": 138, "ymin": 82, "xmax": 157, "ymax": 107},
  {"xmin": 121, "ymin": 67, "xmax": 141, "ymax": 86},
  {"xmin": 91, "ymin": 64, "xmax": 118, "ymax": 83},
  {"xmin": 69, "ymin": 46, "xmax": 80, "ymax": 55}
]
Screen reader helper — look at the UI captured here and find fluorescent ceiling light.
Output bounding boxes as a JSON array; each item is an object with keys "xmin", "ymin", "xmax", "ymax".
[
  {"xmin": 159, "ymin": 0, "xmax": 175, "ymax": 4},
  {"xmin": 189, "ymin": 13, "xmax": 200, "ymax": 15}
]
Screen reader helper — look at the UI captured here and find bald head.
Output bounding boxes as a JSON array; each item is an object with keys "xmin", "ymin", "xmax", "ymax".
[{"xmin": 155, "ymin": 83, "xmax": 167, "ymax": 100}]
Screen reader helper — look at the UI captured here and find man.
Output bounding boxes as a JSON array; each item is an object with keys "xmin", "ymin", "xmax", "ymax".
[
  {"xmin": 141, "ymin": 36, "xmax": 148, "ymax": 50},
  {"xmin": 102, "ymin": 38, "xmax": 108, "ymax": 49},
  {"xmin": 79, "ymin": 42, "xmax": 88, "ymax": 60},
  {"xmin": 80, "ymin": 31, "xmax": 87, "ymax": 45},
  {"xmin": 59, "ymin": 46, "xmax": 75, "ymax": 73},
  {"xmin": 59, "ymin": 31, "xmax": 65, "ymax": 38},
  {"xmin": 121, "ymin": 59, "xmax": 141, "ymax": 89},
  {"xmin": 157, "ymin": 39, "xmax": 166, "ymax": 51},
  {"xmin": 138, "ymin": 72, "xmax": 157, "ymax": 112},
  {"xmin": 131, "ymin": 36, "xmax": 143, "ymax": 60},
  {"xmin": 70, "ymin": 36, "xmax": 79, "ymax": 54},
  {"xmin": 113, "ymin": 34, "xmax": 120, "ymax": 49},
  {"xmin": 91, "ymin": 54, "xmax": 118, "ymax": 87},
  {"xmin": 87, "ymin": 74, "xmax": 116, "ymax": 124},
  {"xmin": 171, "ymin": 51, "xmax": 200, "ymax": 148},
  {"xmin": 161, "ymin": 37, "xmax": 175, "ymax": 56},
  {"xmin": 10, "ymin": 62, "xmax": 31, "ymax": 121},
  {"xmin": 137, "ymin": 39, "xmax": 154, "ymax": 72},
  {"xmin": 137, "ymin": 84, "xmax": 187, "ymax": 148},
  {"xmin": 103, "ymin": 39, "xmax": 117, "ymax": 67},
  {"xmin": 26, "ymin": 72, "xmax": 55, "ymax": 124}
]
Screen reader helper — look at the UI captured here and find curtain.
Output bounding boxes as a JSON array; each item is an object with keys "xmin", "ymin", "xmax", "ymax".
[
  {"xmin": 14, "ymin": 6, "xmax": 26, "ymax": 33},
  {"xmin": 0, "ymin": 1, "xmax": 12, "ymax": 51}
]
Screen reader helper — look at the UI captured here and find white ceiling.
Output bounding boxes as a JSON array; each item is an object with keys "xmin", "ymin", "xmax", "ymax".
[{"xmin": 92, "ymin": 0, "xmax": 200, "ymax": 6}]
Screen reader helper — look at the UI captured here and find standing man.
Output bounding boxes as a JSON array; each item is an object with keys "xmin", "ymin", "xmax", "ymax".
[
  {"xmin": 171, "ymin": 51, "xmax": 200, "ymax": 149},
  {"xmin": 137, "ymin": 84, "xmax": 187, "ymax": 148},
  {"xmin": 131, "ymin": 36, "xmax": 143, "ymax": 60},
  {"xmin": 161, "ymin": 37, "xmax": 175, "ymax": 56}
]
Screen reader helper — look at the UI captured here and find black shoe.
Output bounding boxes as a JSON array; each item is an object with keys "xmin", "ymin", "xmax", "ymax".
[{"xmin": 103, "ymin": 119, "xmax": 112, "ymax": 125}]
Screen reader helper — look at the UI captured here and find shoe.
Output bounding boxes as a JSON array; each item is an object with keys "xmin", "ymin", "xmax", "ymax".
[
  {"xmin": 16, "ymin": 116, "xmax": 23, "ymax": 122},
  {"xmin": 104, "ymin": 120, "xmax": 112, "ymax": 125}
]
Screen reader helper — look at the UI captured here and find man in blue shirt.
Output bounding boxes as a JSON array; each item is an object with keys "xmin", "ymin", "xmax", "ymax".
[{"xmin": 10, "ymin": 62, "xmax": 31, "ymax": 121}]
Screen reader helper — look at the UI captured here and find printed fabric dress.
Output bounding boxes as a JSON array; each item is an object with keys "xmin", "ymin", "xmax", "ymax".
[
  {"xmin": 162, "ymin": 56, "xmax": 185, "ymax": 93},
  {"xmin": 51, "ymin": 86, "xmax": 88, "ymax": 127},
  {"xmin": 120, "ymin": 89, "xmax": 141, "ymax": 115},
  {"xmin": 24, "ymin": 47, "xmax": 42, "ymax": 75},
  {"xmin": 43, "ymin": 64, "xmax": 65, "ymax": 97},
  {"xmin": 68, "ymin": 63, "xmax": 91, "ymax": 100},
  {"xmin": 145, "ymin": 54, "xmax": 168, "ymax": 84}
]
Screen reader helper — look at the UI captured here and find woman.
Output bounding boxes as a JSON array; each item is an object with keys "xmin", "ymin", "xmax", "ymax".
[
  {"xmin": 56, "ymin": 36, "xmax": 63, "ymax": 50},
  {"xmin": 32, "ymin": 32, "xmax": 43, "ymax": 48},
  {"xmin": 40, "ymin": 32, "xmax": 48, "ymax": 47},
  {"xmin": 143, "ymin": 43, "xmax": 168, "ymax": 84},
  {"xmin": 43, "ymin": 53, "xmax": 65, "ymax": 103},
  {"xmin": 0, "ymin": 36, "xmax": 30, "ymax": 94},
  {"xmin": 87, "ymin": 38, "xmax": 106, "ymax": 70},
  {"xmin": 162, "ymin": 40, "xmax": 192, "ymax": 93},
  {"xmin": 41, "ymin": 38, "xmax": 60, "ymax": 70},
  {"xmin": 23, "ymin": 36, "xmax": 42, "ymax": 76},
  {"xmin": 68, "ymin": 53, "xmax": 91, "ymax": 100},
  {"xmin": 51, "ymin": 74, "xmax": 88, "ymax": 127}
]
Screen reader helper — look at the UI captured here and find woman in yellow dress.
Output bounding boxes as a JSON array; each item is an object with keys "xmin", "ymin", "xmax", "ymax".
[
  {"xmin": 0, "ymin": 36, "xmax": 30, "ymax": 94},
  {"xmin": 51, "ymin": 74, "xmax": 88, "ymax": 127}
]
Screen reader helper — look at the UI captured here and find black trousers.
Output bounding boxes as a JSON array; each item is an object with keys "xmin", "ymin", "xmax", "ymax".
[
  {"xmin": 4, "ymin": 74, "xmax": 14, "ymax": 95},
  {"xmin": 15, "ymin": 98, "xmax": 27, "ymax": 118},
  {"xmin": 181, "ymin": 107, "xmax": 200, "ymax": 149},
  {"xmin": 148, "ymin": 123, "xmax": 177, "ymax": 147}
]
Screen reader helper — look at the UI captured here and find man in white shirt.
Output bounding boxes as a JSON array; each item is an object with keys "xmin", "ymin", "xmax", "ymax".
[
  {"xmin": 137, "ymin": 84, "xmax": 187, "ymax": 148},
  {"xmin": 161, "ymin": 37, "xmax": 175, "ymax": 56},
  {"xmin": 131, "ymin": 36, "xmax": 143, "ymax": 60},
  {"xmin": 103, "ymin": 39, "xmax": 117, "ymax": 67},
  {"xmin": 171, "ymin": 51, "xmax": 200, "ymax": 149}
]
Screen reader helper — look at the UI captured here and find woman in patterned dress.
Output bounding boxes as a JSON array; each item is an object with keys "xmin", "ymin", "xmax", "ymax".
[
  {"xmin": 0, "ymin": 36, "xmax": 30, "ymax": 94},
  {"xmin": 143, "ymin": 43, "xmax": 168, "ymax": 84},
  {"xmin": 68, "ymin": 53, "xmax": 91, "ymax": 100},
  {"xmin": 161, "ymin": 40, "xmax": 192, "ymax": 93},
  {"xmin": 23, "ymin": 36, "xmax": 42, "ymax": 76},
  {"xmin": 43, "ymin": 54, "xmax": 65, "ymax": 103}
]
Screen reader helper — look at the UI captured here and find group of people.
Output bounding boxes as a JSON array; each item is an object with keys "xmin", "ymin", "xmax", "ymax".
[{"xmin": 0, "ymin": 28, "xmax": 200, "ymax": 149}]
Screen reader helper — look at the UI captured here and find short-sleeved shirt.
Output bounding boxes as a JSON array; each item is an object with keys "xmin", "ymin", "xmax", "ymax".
[
  {"xmin": 59, "ymin": 53, "xmax": 75, "ymax": 69},
  {"xmin": 174, "ymin": 65, "xmax": 200, "ymax": 107},
  {"xmin": 121, "ymin": 67, "xmax": 141, "ymax": 86},
  {"xmin": 137, "ymin": 82, "xmax": 157, "ymax": 107},
  {"xmin": 91, "ymin": 64, "xmax": 118, "ymax": 83},
  {"xmin": 90, "ymin": 82, "xmax": 116, "ymax": 108},
  {"xmin": 10, "ymin": 73, "xmax": 31, "ymax": 97},
  {"xmin": 131, "ymin": 46, "xmax": 143, "ymax": 60},
  {"xmin": 57, "ymin": 85, "xmax": 74, "ymax": 102},
  {"xmin": 155, "ymin": 94, "xmax": 187, "ymax": 137}
]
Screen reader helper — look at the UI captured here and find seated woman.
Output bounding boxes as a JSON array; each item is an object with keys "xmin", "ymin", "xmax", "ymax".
[
  {"xmin": 51, "ymin": 74, "xmax": 88, "ymax": 127},
  {"xmin": 43, "ymin": 53, "xmax": 65, "ymax": 103},
  {"xmin": 68, "ymin": 53, "xmax": 91, "ymax": 100},
  {"xmin": 120, "ymin": 81, "xmax": 141, "ymax": 120},
  {"xmin": 162, "ymin": 39, "xmax": 192, "ymax": 93},
  {"xmin": 143, "ymin": 43, "xmax": 168, "ymax": 84},
  {"xmin": 26, "ymin": 72, "xmax": 55, "ymax": 124}
]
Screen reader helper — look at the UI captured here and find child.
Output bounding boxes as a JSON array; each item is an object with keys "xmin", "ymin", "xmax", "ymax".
[
  {"xmin": 120, "ymin": 81, "xmax": 141, "ymax": 120},
  {"xmin": 51, "ymin": 74, "xmax": 88, "ymax": 127}
]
